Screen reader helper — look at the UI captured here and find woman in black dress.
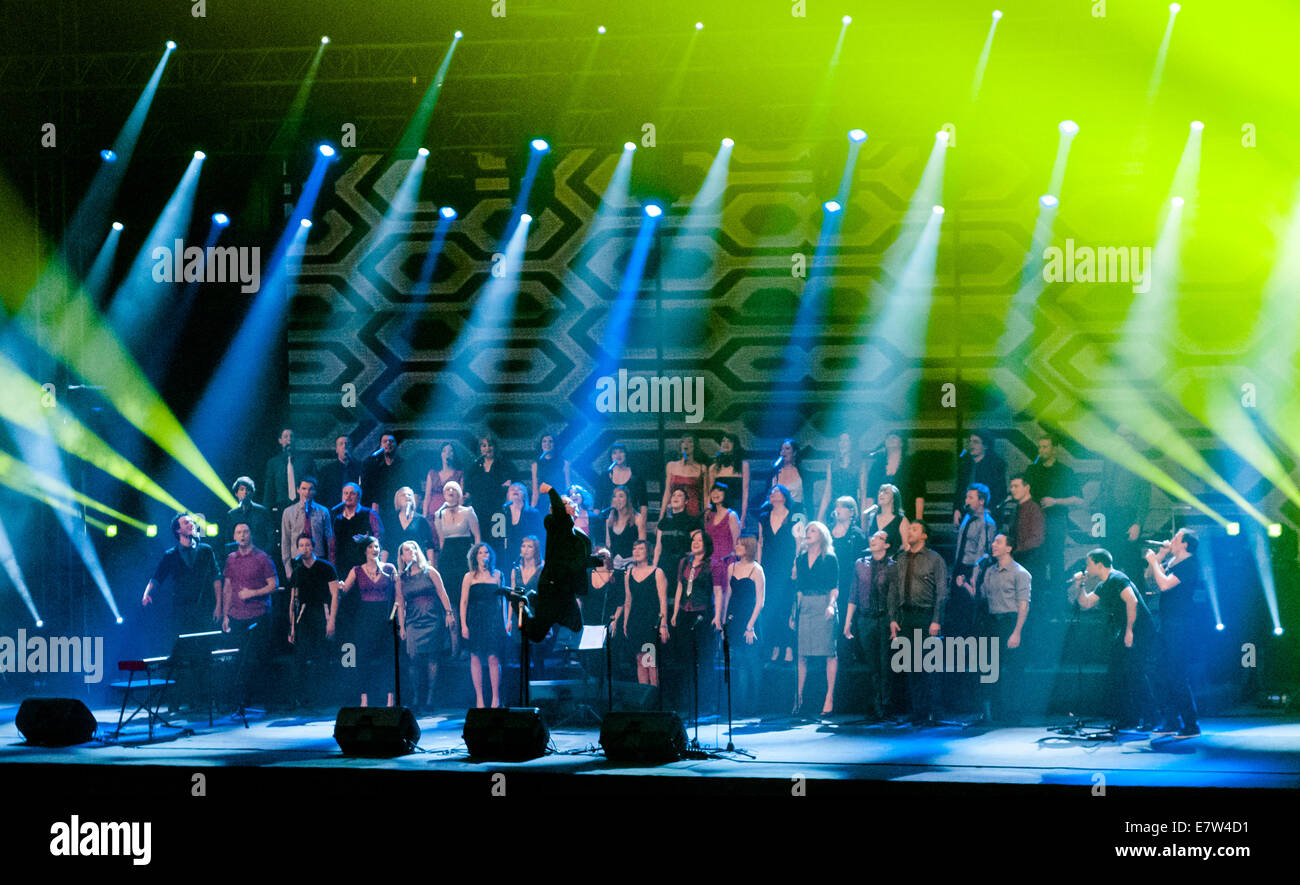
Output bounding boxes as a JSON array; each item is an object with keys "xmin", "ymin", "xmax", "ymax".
[
  {"xmin": 792, "ymin": 521, "xmax": 839, "ymax": 716},
  {"xmin": 338, "ymin": 536, "xmax": 399, "ymax": 707},
  {"xmin": 504, "ymin": 481, "xmax": 545, "ymax": 572},
  {"xmin": 396, "ymin": 541, "xmax": 454, "ymax": 713},
  {"xmin": 531, "ymin": 431, "xmax": 571, "ymax": 507},
  {"xmin": 459, "ymin": 542, "xmax": 506, "ymax": 708},
  {"xmin": 758, "ymin": 484, "xmax": 798, "ymax": 662},
  {"xmin": 708, "ymin": 432, "xmax": 749, "ymax": 527},
  {"xmin": 653, "ymin": 487, "xmax": 699, "ymax": 591},
  {"xmin": 623, "ymin": 539, "xmax": 668, "ymax": 686},
  {"xmin": 433, "ymin": 481, "xmax": 480, "ymax": 656},
  {"xmin": 597, "ymin": 442, "xmax": 647, "ymax": 522},
  {"xmin": 724, "ymin": 535, "xmax": 766, "ymax": 716}
]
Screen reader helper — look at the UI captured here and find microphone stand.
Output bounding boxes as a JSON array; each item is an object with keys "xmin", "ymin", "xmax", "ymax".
[
  {"xmin": 389, "ymin": 600, "xmax": 401, "ymax": 708},
  {"xmin": 690, "ymin": 611, "xmax": 703, "ymax": 749}
]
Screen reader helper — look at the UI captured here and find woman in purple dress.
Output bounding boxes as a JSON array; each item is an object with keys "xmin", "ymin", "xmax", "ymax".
[{"xmin": 339, "ymin": 536, "xmax": 399, "ymax": 707}]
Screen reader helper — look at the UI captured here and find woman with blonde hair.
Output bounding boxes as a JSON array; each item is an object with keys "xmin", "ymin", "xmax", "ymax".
[
  {"xmin": 790, "ymin": 520, "xmax": 839, "ymax": 716},
  {"xmin": 395, "ymin": 540, "xmax": 454, "ymax": 713}
]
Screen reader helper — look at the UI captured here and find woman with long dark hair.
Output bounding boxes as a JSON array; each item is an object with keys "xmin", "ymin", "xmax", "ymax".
[
  {"xmin": 865, "ymin": 482, "xmax": 910, "ymax": 560},
  {"xmin": 623, "ymin": 539, "xmax": 668, "ymax": 686},
  {"xmin": 338, "ymin": 536, "xmax": 399, "ymax": 707},
  {"xmin": 423, "ymin": 442, "xmax": 464, "ymax": 521},
  {"xmin": 705, "ymin": 481, "xmax": 740, "ymax": 603},
  {"xmin": 597, "ymin": 442, "xmax": 647, "ymax": 521},
  {"xmin": 531, "ymin": 431, "xmax": 571, "ymax": 508},
  {"xmin": 605, "ymin": 485, "xmax": 645, "ymax": 571},
  {"xmin": 866, "ymin": 431, "xmax": 922, "ymax": 521},
  {"xmin": 708, "ymin": 432, "xmax": 749, "ymax": 525},
  {"xmin": 759, "ymin": 484, "xmax": 798, "ymax": 662}
]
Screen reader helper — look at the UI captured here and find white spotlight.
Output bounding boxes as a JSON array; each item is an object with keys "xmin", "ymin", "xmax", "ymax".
[
  {"xmin": 623, "ymin": 141, "xmax": 636, "ymax": 152},
  {"xmin": 112, "ymin": 221, "xmax": 124, "ymax": 232},
  {"xmin": 1190, "ymin": 120, "xmax": 1204, "ymax": 131},
  {"xmin": 1059, "ymin": 120, "xmax": 1079, "ymax": 136},
  {"xmin": 521, "ymin": 213, "xmax": 533, "ymax": 224},
  {"xmin": 418, "ymin": 147, "xmax": 430, "ymax": 157},
  {"xmin": 721, "ymin": 137, "xmax": 734, "ymax": 148},
  {"xmin": 992, "ymin": 9, "xmax": 1003, "ymax": 19},
  {"xmin": 193, "ymin": 150, "xmax": 206, "ymax": 160},
  {"xmin": 933, "ymin": 205, "xmax": 945, "ymax": 215},
  {"xmin": 1171, "ymin": 196, "xmax": 1185, "ymax": 209}
]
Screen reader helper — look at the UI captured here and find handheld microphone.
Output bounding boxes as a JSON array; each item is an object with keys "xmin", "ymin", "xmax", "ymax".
[
  {"xmin": 863, "ymin": 503, "xmax": 880, "ymax": 520},
  {"xmin": 865, "ymin": 446, "xmax": 885, "ymax": 458},
  {"xmin": 1141, "ymin": 539, "xmax": 1168, "ymax": 550}
]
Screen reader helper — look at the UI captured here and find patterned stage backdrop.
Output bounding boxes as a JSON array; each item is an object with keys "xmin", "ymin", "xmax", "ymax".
[{"xmin": 288, "ymin": 140, "xmax": 1294, "ymax": 534}]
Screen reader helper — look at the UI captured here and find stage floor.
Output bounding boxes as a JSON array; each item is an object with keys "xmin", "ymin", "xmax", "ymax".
[{"xmin": 4, "ymin": 704, "xmax": 1298, "ymax": 791}]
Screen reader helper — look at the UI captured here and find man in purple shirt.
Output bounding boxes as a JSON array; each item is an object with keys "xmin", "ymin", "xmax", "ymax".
[{"xmin": 221, "ymin": 521, "xmax": 278, "ymax": 709}]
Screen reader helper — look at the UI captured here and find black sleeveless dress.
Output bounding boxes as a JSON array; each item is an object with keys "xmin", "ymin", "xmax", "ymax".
[
  {"xmin": 466, "ymin": 579, "xmax": 507, "ymax": 658},
  {"xmin": 625, "ymin": 567, "xmax": 661, "ymax": 648},
  {"xmin": 726, "ymin": 572, "xmax": 759, "ymax": 644}
]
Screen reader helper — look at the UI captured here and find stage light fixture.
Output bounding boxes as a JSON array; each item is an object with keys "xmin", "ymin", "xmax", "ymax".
[
  {"xmin": 111, "ymin": 221, "xmax": 124, "ymax": 232},
  {"xmin": 206, "ymin": 523, "xmax": 219, "ymax": 536},
  {"xmin": 300, "ymin": 218, "xmax": 313, "ymax": 229},
  {"xmin": 644, "ymin": 203, "xmax": 663, "ymax": 218},
  {"xmin": 1268, "ymin": 523, "xmax": 1282, "ymax": 537},
  {"xmin": 116, "ymin": 617, "xmax": 124, "ymax": 625},
  {"xmin": 936, "ymin": 130, "xmax": 950, "ymax": 144},
  {"xmin": 454, "ymin": 30, "xmax": 463, "ymax": 38},
  {"xmin": 848, "ymin": 128, "xmax": 867, "ymax": 143},
  {"xmin": 193, "ymin": 150, "xmax": 205, "ymax": 160},
  {"xmin": 1226, "ymin": 522, "xmax": 1240, "ymax": 536},
  {"xmin": 1039, "ymin": 194, "xmax": 1059, "ymax": 208},
  {"xmin": 105, "ymin": 525, "xmax": 118, "ymax": 538},
  {"xmin": 1059, "ymin": 119, "xmax": 1079, "ymax": 135},
  {"xmin": 992, "ymin": 9, "xmax": 1003, "ymax": 19},
  {"xmin": 1274, "ymin": 627, "xmax": 1285, "ymax": 636},
  {"xmin": 35, "ymin": 620, "xmax": 44, "ymax": 629},
  {"xmin": 598, "ymin": 25, "xmax": 606, "ymax": 34},
  {"xmin": 823, "ymin": 200, "xmax": 842, "ymax": 213},
  {"xmin": 721, "ymin": 137, "xmax": 734, "ymax": 148},
  {"xmin": 418, "ymin": 147, "xmax": 430, "ymax": 157},
  {"xmin": 1191, "ymin": 120, "xmax": 1204, "ymax": 131},
  {"xmin": 695, "ymin": 22, "xmax": 704, "ymax": 30},
  {"xmin": 1170, "ymin": 3, "xmax": 1181, "ymax": 13},
  {"xmin": 440, "ymin": 206, "xmax": 457, "ymax": 219},
  {"xmin": 521, "ymin": 213, "xmax": 533, "ymax": 224},
  {"xmin": 933, "ymin": 205, "xmax": 945, "ymax": 215},
  {"xmin": 166, "ymin": 40, "xmax": 177, "ymax": 50},
  {"xmin": 321, "ymin": 36, "xmax": 330, "ymax": 44},
  {"xmin": 531, "ymin": 138, "xmax": 550, "ymax": 152},
  {"xmin": 1215, "ymin": 623, "xmax": 1225, "ymax": 631},
  {"xmin": 842, "ymin": 15, "xmax": 852, "ymax": 24},
  {"xmin": 212, "ymin": 212, "xmax": 229, "ymax": 226},
  {"xmin": 146, "ymin": 525, "xmax": 158, "ymax": 537},
  {"xmin": 623, "ymin": 141, "xmax": 636, "ymax": 152},
  {"xmin": 1171, "ymin": 196, "xmax": 1185, "ymax": 208},
  {"xmin": 100, "ymin": 149, "xmax": 117, "ymax": 162},
  {"xmin": 318, "ymin": 143, "xmax": 336, "ymax": 158}
]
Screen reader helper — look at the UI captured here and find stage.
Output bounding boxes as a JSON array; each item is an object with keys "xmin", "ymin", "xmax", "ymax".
[{"xmin": 4, "ymin": 703, "xmax": 1298, "ymax": 793}]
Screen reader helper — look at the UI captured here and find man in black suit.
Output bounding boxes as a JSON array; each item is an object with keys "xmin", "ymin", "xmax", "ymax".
[
  {"xmin": 262, "ymin": 428, "xmax": 317, "ymax": 511},
  {"xmin": 518, "ymin": 483, "xmax": 599, "ymax": 642}
]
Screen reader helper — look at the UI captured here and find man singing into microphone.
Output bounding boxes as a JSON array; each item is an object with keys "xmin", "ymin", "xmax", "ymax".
[
  {"xmin": 1072, "ymin": 548, "xmax": 1155, "ymax": 731},
  {"xmin": 1144, "ymin": 529, "xmax": 1202, "ymax": 737}
]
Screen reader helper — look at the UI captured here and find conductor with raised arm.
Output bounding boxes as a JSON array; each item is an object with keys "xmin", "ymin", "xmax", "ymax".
[{"xmin": 518, "ymin": 483, "xmax": 600, "ymax": 643}]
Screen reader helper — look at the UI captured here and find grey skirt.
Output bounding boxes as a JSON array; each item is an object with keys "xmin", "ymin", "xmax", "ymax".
[{"xmin": 798, "ymin": 594, "xmax": 837, "ymax": 657}]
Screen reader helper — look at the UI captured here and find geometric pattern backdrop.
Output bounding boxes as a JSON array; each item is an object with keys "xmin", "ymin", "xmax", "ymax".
[{"xmin": 288, "ymin": 143, "xmax": 1291, "ymax": 529}]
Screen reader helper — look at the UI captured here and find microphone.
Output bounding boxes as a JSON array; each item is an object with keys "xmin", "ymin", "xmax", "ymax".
[
  {"xmin": 958, "ymin": 448, "xmax": 968, "ymax": 459},
  {"xmin": 1141, "ymin": 539, "xmax": 1169, "ymax": 550},
  {"xmin": 865, "ymin": 445, "xmax": 885, "ymax": 458},
  {"xmin": 863, "ymin": 503, "xmax": 880, "ymax": 520}
]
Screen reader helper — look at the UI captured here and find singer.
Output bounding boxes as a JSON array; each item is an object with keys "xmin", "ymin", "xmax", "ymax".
[
  {"xmin": 338, "ymin": 536, "xmax": 398, "ymax": 707},
  {"xmin": 1072, "ymin": 549, "xmax": 1155, "ymax": 730},
  {"xmin": 660, "ymin": 433, "xmax": 706, "ymax": 518}
]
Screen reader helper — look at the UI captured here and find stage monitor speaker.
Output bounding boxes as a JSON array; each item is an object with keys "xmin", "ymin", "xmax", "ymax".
[
  {"xmin": 462, "ymin": 707, "xmax": 549, "ymax": 761},
  {"xmin": 599, "ymin": 711, "xmax": 686, "ymax": 764},
  {"xmin": 333, "ymin": 706, "xmax": 420, "ymax": 757},
  {"xmin": 610, "ymin": 680, "xmax": 658, "ymax": 711},
  {"xmin": 16, "ymin": 698, "xmax": 98, "ymax": 747}
]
